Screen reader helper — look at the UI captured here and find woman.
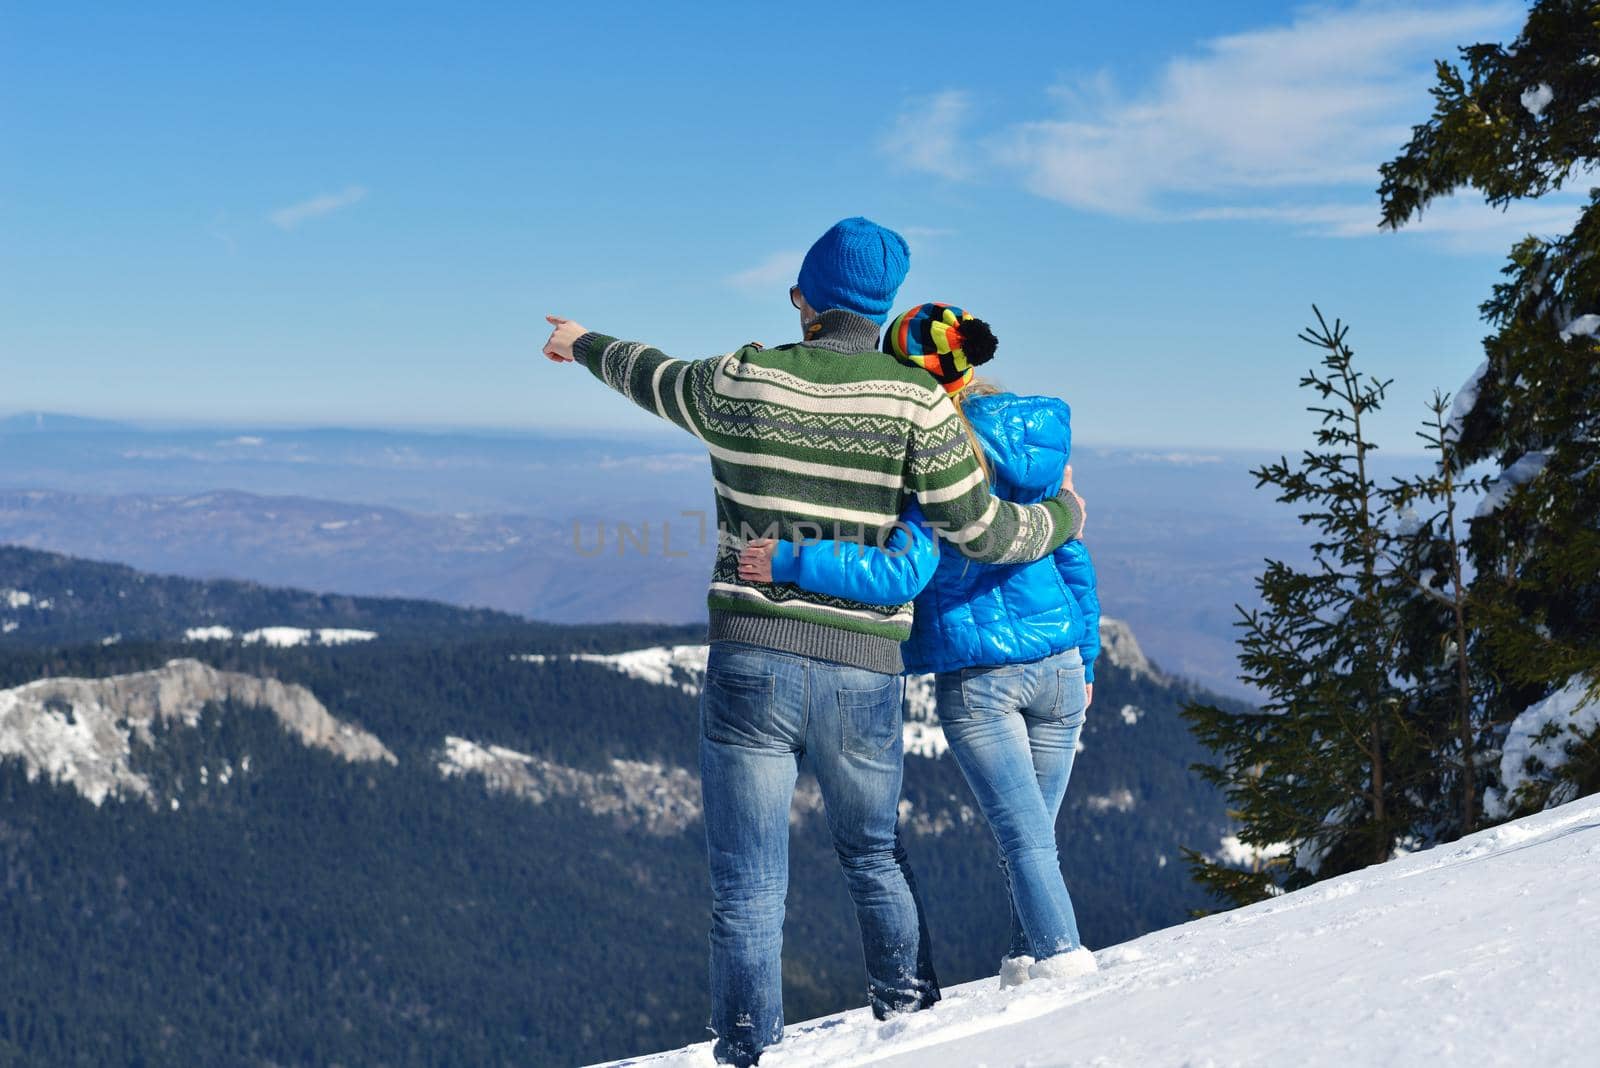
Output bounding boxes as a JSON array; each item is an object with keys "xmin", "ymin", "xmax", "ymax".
[{"xmin": 739, "ymin": 302, "xmax": 1101, "ymax": 986}]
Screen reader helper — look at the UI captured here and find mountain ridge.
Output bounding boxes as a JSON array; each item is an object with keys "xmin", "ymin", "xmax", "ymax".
[{"xmin": 0, "ymin": 546, "xmax": 1237, "ymax": 1065}]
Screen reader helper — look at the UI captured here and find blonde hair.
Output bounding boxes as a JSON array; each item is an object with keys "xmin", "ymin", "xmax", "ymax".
[{"xmin": 952, "ymin": 377, "xmax": 1002, "ymax": 482}]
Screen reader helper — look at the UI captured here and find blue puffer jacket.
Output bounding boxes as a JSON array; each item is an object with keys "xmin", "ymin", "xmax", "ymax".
[{"xmin": 769, "ymin": 392, "xmax": 1100, "ymax": 681}]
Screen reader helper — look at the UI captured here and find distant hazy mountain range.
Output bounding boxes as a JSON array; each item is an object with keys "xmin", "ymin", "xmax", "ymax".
[
  {"xmin": 0, "ymin": 410, "xmax": 1408, "ymax": 697},
  {"xmin": 0, "ymin": 546, "xmax": 1237, "ymax": 1066}
]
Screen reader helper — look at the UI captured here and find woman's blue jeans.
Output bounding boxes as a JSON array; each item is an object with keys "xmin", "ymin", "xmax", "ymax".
[
  {"xmin": 933, "ymin": 647, "xmax": 1089, "ymax": 961},
  {"xmin": 699, "ymin": 641, "xmax": 940, "ymax": 1067}
]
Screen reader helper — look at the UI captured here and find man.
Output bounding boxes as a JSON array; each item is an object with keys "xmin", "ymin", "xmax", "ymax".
[{"xmin": 542, "ymin": 217, "xmax": 1085, "ymax": 1066}]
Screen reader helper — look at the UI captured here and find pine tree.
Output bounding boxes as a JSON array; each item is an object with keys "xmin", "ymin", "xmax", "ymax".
[
  {"xmin": 1385, "ymin": 395, "xmax": 1491, "ymax": 840},
  {"xmin": 1184, "ymin": 311, "xmax": 1420, "ymax": 905},
  {"xmin": 1380, "ymin": 0, "xmax": 1600, "ymax": 818}
]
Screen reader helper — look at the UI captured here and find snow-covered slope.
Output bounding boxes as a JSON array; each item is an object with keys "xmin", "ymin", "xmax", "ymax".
[{"xmin": 595, "ymin": 794, "xmax": 1600, "ymax": 1067}]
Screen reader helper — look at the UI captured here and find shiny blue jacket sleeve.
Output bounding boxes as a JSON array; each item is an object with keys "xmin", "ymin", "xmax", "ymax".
[
  {"xmin": 1056, "ymin": 539, "xmax": 1101, "ymax": 683},
  {"xmin": 768, "ymin": 503, "xmax": 939, "ymax": 607}
]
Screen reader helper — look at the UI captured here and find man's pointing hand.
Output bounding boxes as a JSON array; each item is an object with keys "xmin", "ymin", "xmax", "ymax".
[{"xmin": 543, "ymin": 315, "xmax": 588, "ymax": 363}]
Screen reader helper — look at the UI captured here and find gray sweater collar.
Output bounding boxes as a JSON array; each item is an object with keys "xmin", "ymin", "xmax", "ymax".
[{"xmin": 801, "ymin": 309, "xmax": 882, "ymax": 355}]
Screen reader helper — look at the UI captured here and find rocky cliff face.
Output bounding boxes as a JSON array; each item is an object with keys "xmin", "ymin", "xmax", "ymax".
[
  {"xmin": 438, "ymin": 736, "xmax": 701, "ymax": 836},
  {"xmin": 0, "ymin": 658, "xmax": 396, "ymax": 805},
  {"xmin": 437, "ymin": 736, "xmax": 840, "ymax": 836},
  {"xmin": 1097, "ymin": 618, "xmax": 1160, "ymax": 681}
]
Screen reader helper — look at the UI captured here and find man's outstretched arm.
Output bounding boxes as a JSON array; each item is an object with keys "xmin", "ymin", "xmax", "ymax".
[{"xmin": 543, "ymin": 315, "xmax": 714, "ymax": 438}]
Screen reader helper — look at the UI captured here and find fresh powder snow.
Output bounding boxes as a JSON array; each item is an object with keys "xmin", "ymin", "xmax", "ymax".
[
  {"xmin": 591, "ymin": 794, "xmax": 1600, "ymax": 1067},
  {"xmin": 1484, "ymin": 676, "xmax": 1599, "ymax": 820},
  {"xmin": 1476, "ymin": 452, "xmax": 1549, "ymax": 518},
  {"xmin": 1559, "ymin": 313, "xmax": 1600, "ymax": 342},
  {"xmin": 1520, "ymin": 82, "xmax": 1554, "ymax": 117},
  {"xmin": 1215, "ymin": 834, "xmax": 1291, "ymax": 869},
  {"xmin": 1446, "ymin": 359, "xmax": 1488, "ymax": 437}
]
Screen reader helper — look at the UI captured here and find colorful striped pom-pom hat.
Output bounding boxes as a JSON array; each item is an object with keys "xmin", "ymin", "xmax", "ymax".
[{"xmin": 882, "ymin": 303, "xmax": 998, "ymax": 397}]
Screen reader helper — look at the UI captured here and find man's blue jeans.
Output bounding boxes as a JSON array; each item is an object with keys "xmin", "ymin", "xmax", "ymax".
[
  {"xmin": 699, "ymin": 641, "xmax": 940, "ymax": 1066},
  {"xmin": 933, "ymin": 647, "xmax": 1089, "ymax": 962}
]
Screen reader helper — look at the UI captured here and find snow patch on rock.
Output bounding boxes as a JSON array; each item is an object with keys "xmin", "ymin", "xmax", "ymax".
[
  {"xmin": 181, "ymin": 626, "xmax": 378, "ymax": 646},
  {"xmin": 569, "ymin": 644, "xmax": 708, "ymax": 694},
  {"xmin": 439, "ymin": 733, "xmax": 822, "ymax": 832},
  {"xmin": 0, "ymin": 658, "xmax": 396, "ymax": 806},
  {"xmin": 438, "ymin": 735, "xmax": 702, "ymax": 836},
  {"xmin": 239, "ymin": 627, "xmax": 378, "ymax": 647}
]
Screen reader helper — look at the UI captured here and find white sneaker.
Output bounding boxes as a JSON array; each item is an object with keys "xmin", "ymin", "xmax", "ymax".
[
  {"xmin": 1028, "ymin": 946, "xmax": 1098, "ymax": 982},
  {"xmin": 998, "ymin": 955, "xmax": 1035, "ymax": 989}
]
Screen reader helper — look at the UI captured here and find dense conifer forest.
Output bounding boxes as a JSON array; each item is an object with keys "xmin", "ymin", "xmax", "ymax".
[{"xmin": 0, "ymin": 546, "xmax": 1231, "ymax": 1065}]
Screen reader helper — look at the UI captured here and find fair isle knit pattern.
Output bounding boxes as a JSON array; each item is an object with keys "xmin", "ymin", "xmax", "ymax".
[{"xmin": 573, "ymin": 311, "xmax": 1083, "ymax": 673}]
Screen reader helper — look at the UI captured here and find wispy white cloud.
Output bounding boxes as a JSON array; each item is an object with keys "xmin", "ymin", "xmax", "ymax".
[
  {"xmin": 886, "ymin": 3, "xmax": 1533, "ymax": 242},
  {"xmin": 725, "ymin": 250, "xmax": 802, "ymax": 293},
  {"xmin": 1191, "ymin": 190, "xmax": 1588, "ymax": 250},
  {"xmin": 881, "ymin": 90, "xmax": 974, "ymax": 181},
  {"xmin": 270, "ymin": 185, "xmax": 368, "ymax": 230}
]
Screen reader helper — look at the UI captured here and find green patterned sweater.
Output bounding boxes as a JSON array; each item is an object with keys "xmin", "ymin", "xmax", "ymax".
[{"xmin": 572, "ymin": 310, "xmax": 1084, "ymax": 673}]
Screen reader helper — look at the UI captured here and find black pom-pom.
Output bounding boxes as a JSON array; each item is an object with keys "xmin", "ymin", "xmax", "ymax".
[{"xmin": 957, "ymin": 318, "xmax": 998, "ymax": 365}]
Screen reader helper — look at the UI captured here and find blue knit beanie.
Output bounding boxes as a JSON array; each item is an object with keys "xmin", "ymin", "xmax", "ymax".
[{"xmin": 796, "ymin": 217, "xmax": 910, "ymax": 325}]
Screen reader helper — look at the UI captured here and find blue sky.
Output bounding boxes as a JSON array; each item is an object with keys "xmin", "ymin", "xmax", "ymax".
[{"xmin": 1, "ymin": 1, "xmax": 1582, "ymax": 451}]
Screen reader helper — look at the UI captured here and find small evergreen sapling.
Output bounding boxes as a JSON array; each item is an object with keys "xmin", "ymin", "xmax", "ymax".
[
  {"xmin": 1385, "ymin": 395, "xmax": 1492, "ymax": 840},
  {"xmin": 1184, "ymin": 311, "xmax": 1415, "ymax": 905}
]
